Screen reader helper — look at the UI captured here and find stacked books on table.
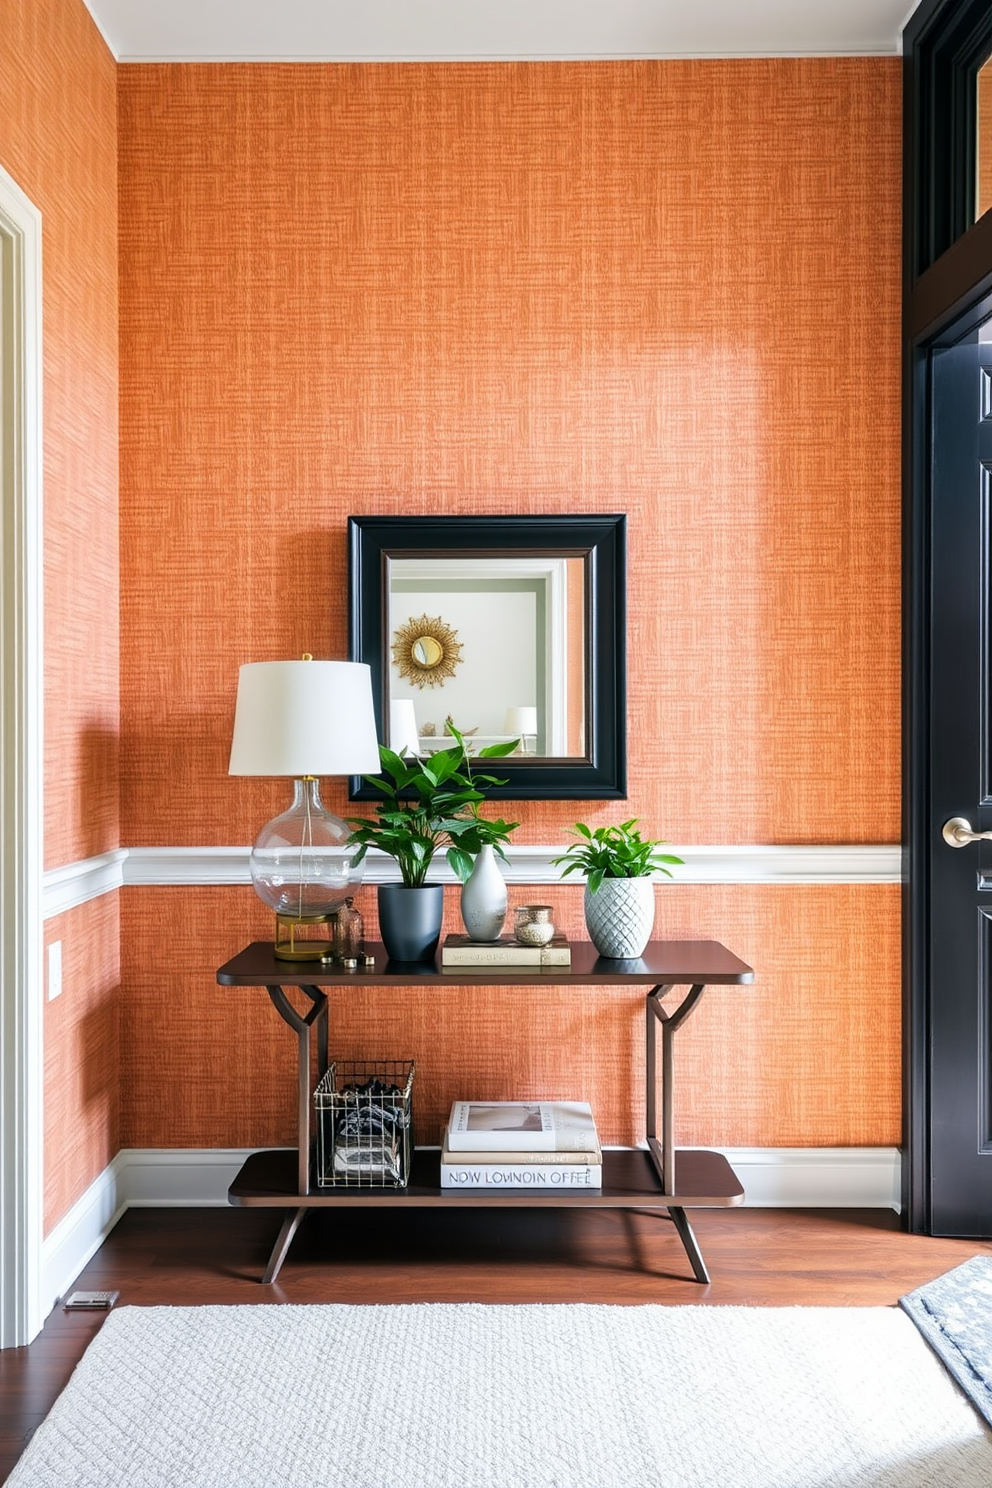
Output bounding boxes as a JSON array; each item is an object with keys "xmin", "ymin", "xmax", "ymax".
[
  {"xmin": 441, "ymin": 935, "xmax": 571, "ymax": 968},
  {"xmin": 439, "ymin": 1100, "xmax": 602, "ymax": 1189}
]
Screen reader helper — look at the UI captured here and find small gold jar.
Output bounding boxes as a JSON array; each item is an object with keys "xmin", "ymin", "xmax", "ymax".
[{"xmin": 514, "ymin": 905, "xmax": 556, "ymax": 947}]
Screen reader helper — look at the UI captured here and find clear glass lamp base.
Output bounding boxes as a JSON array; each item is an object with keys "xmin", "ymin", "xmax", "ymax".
[{"xmin": 249, "ymin": 778, "xmax": 364, "ymax": 960}]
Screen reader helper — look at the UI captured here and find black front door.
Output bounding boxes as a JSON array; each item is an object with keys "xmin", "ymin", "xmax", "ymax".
[{"xmin": 929, "ymin": 326, "xmax": 992, "ymax": 1233}]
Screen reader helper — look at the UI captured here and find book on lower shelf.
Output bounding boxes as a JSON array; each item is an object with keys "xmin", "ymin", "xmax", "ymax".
[
  {"xmin": 439, "ymin": 1160, "xmax": 602, "ymax": 1188},
  {"xmin": 441, "ymin": 1136, "xmax": 603, "ymax": 1166},
  {"xmin": 439, "ymin": 1130, "xmax": 603, "ymax": 1189},
  {"xmin": 446, "ymin": 1100, "xmax": 599, "ymax": 1153},
  {"xmin": 441, "ymin": 935, "xmax": 571, "ymax": 968}
]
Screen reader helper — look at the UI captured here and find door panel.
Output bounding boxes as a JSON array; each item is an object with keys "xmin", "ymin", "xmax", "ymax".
[{"xmin": 930, "ymin": 334, "xmax": 992, "ymax": 1233}]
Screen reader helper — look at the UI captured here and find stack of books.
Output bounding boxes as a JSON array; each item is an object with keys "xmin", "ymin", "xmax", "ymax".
[
  {"xmin": 441, "ymin": 935, "xmax": 571, "ymax": 968},
  {"xmin": 439, "ymin": 1100, "xmax": 602, "ymax": 1189}
]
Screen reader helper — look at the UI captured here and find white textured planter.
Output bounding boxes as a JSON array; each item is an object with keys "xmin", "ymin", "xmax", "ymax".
[
  {"xmin": 460, "ymin": 845, "xmax": 507, "ymax": 941},
  {"xmin": 583, "ymin": 877, "xmax": 656, "ymax": 958}
]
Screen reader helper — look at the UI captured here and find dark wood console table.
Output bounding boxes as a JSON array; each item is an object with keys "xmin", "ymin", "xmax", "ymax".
[{"xmin": 216, "ymin": 939, "xmax": 754, "ymax": 1284}]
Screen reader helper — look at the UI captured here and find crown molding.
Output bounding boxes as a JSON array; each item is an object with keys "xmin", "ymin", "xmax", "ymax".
[{"xmin": 82, "ymin": 0, "xmax": 907, "ymax": 65}]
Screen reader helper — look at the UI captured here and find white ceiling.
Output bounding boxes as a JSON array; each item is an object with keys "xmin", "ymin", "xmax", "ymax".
[{"xmin": 83, "ymin": 0, "xmax": 913, "ymax": 63}]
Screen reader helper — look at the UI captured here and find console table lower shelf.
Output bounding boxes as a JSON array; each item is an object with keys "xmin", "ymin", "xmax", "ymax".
[
  {"xmin": 217, "ymin": 938, "xmax": 755, "ymax": 1287},
  {"xmin": 228, "ymin": 1147, "xmax": 745, "ymax": 1285}
]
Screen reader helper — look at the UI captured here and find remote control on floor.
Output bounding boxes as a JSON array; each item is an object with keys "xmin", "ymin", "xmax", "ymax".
[{"xmin": 63, "ymin": 1290, "xmax": 119, "ymax": 1310}]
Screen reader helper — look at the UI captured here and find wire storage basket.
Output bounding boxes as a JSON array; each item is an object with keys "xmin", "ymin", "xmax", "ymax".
[{"xmin": 314, "ymin": 1060, "xmax": 415, "ymax": 1188}]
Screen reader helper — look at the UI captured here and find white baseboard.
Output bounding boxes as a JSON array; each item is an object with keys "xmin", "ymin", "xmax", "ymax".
[
  {"xmin": 122, "ymin": 1148, "xmax": 255, "ymax": 1207},
  {"xmin": 41, "ymin": 1152, "xmax": 128, "ymax": 1316},
  {"xmin": 39, "ymin": 1149, "xmax": 252, "ymax": 1315},
  {"xmin": 711, "ymin": 1146, "xmax": 902, "ymax": 1210},
  {"xmin": 40, "ymin": 1144, "xmax": 902, "ymax": 1311}
]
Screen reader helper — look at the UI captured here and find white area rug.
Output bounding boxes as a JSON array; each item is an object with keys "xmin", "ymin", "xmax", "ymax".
[{"xmin": 10, "ymin": 1303, "xmax": 992, "ymax": 1487}]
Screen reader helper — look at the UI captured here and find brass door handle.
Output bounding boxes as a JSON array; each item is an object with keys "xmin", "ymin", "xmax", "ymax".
[{"xmin": 942, "ymin": 816, "xmax": 992, "ymax": 847}]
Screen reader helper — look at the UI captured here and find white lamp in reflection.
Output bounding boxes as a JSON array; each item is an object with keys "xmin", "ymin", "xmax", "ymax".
[
  {"xmin": 505, "ymin": 705, "xmax": 538, "ymax": 755},
  {"xmin": 389, "ymin": 698, "xmax": 420, "ymax": 758},
  {"xmin": 229, "ymin": 656, "xmax": 380, "ymax": 960}
]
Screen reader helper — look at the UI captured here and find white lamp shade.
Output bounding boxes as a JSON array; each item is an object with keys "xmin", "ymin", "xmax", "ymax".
[
  {"xmin": 229, "ymin": 660, "xmax": 381, "ymax": 776},
  {"xmin": 389, "ymin": 699, "xmax": 420, "ymax": 757},
  {"xmin": 504, "ymin": 706, "xmax": 538, "ymax": 736}
]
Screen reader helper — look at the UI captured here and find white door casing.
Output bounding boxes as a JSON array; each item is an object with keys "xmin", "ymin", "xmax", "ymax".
[{"xmin": 0, "ymin": 163, "xmax": 43, "ymax": 1349}]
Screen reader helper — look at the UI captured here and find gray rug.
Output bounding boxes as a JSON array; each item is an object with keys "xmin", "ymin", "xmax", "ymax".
[
  {"xmin": 901, "ymin": 1254, "xmax": 992, "ymax": 1429},
  {"xmin": 10, "ymin": 1302, "xmax": 992, "ymax": 1487}
]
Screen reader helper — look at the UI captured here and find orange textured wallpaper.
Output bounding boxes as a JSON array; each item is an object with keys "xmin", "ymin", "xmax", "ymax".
[
  {"xmin": 119, "ymin": 59, "xmax": 901, "ymax": 851},
  {"xmin": 121, "ymin": 882, "xmax": 900, "ymax": 1151},
  {"xmin": 43, "ymin": 898, "xmax": 121, "ymax": 1232},
  {"xmin": 980, "ymin": 60, "xmax": 992, "ymax": 221},
  {"xmin": 0, "ymin": 0, "xmax": 119, "ymax": 869},
  {"xmin": 1, "ymin": 0, "xmax": 120, "ymax": 1233},
  {"xmin": 118, "ymin": 59, "xmax": 902, "ymax": 1150}
]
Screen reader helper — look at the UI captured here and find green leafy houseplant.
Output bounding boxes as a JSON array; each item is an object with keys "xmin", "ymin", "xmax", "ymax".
[
  {"xmin": 552, "ymin": 819, "xmax": 683, "ymax": 891},
  {"xmin": 553, "ymin": 820, "xmax": 683, "ymax": 960},
  {"xmin": 346, "ymin": 726, "xmax": 519, "ymax": 888}
]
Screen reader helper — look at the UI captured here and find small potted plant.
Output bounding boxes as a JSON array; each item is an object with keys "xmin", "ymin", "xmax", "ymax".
[
  {"xmin": 347, "ymin": 726, "xmax": 518, "ymax": 962},
  {"xmin": 552, "ymin": 820, "xmax": 683, "ymax": 958}
]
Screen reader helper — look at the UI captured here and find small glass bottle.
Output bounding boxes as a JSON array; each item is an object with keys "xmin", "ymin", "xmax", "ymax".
[{"xmin": 333, "ymin": 898, "xmax": 364, "ymax": 960}]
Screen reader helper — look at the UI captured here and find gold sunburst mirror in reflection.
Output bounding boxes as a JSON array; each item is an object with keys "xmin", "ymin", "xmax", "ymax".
[{"xmin": 392, "ymin": 614, "xmax": 463, "ymax": 688}]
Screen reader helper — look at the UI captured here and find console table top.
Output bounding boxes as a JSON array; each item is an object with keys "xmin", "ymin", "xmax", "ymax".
[{"xmin": 217, "ymin": 939, "xmax": 754, "ymax": 987}]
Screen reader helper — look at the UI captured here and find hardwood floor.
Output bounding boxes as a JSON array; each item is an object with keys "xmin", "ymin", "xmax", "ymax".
[{"xmin": 2, "ymin": 1204, "xmax": 989, "ymax": 1482}]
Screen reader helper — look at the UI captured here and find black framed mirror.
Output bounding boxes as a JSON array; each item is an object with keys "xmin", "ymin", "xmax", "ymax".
[{"xmin": 348, "ymin": 514, "xmax": 626, "ymax": 799}]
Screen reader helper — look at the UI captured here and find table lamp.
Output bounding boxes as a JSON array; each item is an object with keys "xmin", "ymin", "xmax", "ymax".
[
  {"xmin": 504, "ymin": 705, "xmax": 538, "ymax": 755},
  {"xmin": 388, "ymin": 698, "xmax": 420, "ymax": 758},
  {"xmin": 229, "ymin": 656, "xmax": 380, "ymax": 959}
]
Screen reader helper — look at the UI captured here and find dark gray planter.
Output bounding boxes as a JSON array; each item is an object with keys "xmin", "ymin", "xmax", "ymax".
[{"xmin": 377, "ymin": 884, "xmax": 444, "ymax": 964}]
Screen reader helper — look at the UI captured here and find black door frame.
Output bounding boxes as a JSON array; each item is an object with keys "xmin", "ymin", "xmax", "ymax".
[{"xmin": 904, "ymin": 0, "xmax": 992, "ymax": 1228}]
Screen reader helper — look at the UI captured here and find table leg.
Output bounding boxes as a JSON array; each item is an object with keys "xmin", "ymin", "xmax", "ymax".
[
  {"xmin": 646, "ymin": 982, "xmax": 709, "ymax": 1281},
  {"xmin": 645, "ymin": 984, "xmax": 673, "ymax": 1187},
  {"xmin": 307, "ymin": 987, "xmax": 329, "ymax": 1080},
  {"xmin": 262, "ymin": 1207, "xmax": 309, "ymax": 1284},
  {"xmin": 668, "ymin": 1206, "xmax": 710, "ymax": 1284},
  {"xmin": 266, "ymin": 984, "xmax": 329, "ymax": 1196}
]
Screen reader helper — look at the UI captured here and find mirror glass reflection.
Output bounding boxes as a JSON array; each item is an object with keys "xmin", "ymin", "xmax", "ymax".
[
  {"xmin": 977, "ymin": 52, "xmax": 992, "ymax": 222},
  {"xmin": 386, "ymin": 556, "xmax": 587, "ymax": 760}
]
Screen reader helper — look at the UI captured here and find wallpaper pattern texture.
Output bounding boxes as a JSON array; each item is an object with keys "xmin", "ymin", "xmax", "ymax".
[
  {"xmin": 1, "ymin": 0, "xmax": 120, "ymax": 1231},
  {"xmin": 117, "ymin": 55, "xmax": 901, "ymax": 1154},
  {"xmin": 121, "ymin": 882, "xmax": 900, "ymax": 1152},
  {"xmin": 0, "ymin": 0, "xmax": 120, "ymax": 869},
  {"xmin": 119, "ymin": 60, "xmax": 901, "ymax": 852},
  {"xmin": 44, "ymin": 900, "xmax": 121, "ymax": 1232}
]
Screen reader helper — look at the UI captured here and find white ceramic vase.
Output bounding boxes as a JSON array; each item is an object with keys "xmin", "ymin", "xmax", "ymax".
[
  {"xmin": 583, "ymin": 877, "xmax": 655, "ymax": 958},
  {"xmin": 460, "ymin": 844, "xmax": 507, "ymax": 942}
]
